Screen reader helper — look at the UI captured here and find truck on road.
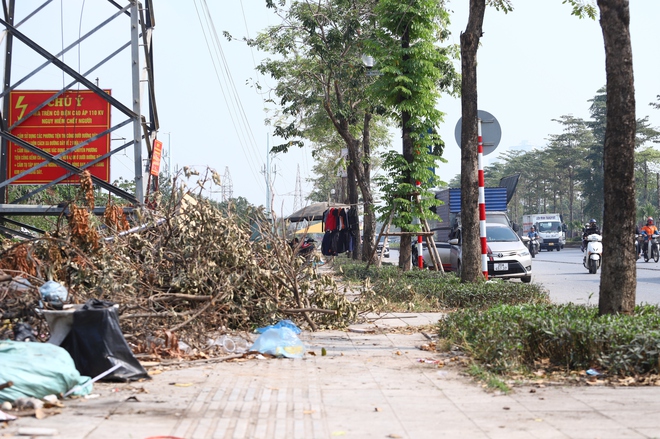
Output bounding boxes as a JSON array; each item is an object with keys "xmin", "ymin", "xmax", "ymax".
[{"xmin": 522, "ymin": 213, "xmax": 566, "ymax": 251}]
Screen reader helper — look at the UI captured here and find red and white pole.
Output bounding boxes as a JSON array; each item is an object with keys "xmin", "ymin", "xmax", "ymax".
[
  {"xmin": 477, "ymin": 119, "xmax": 488, "ymax": 279},
  {"xmin": 416, "ymin": 180, "xmax": 423, "ymax": 269}
]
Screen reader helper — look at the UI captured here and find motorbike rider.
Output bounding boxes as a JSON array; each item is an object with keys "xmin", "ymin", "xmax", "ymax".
[
  {"xmin": 641, "ymin": 216, "xmax": 657, "ymax": 236},
  {"xmin": 640, "ymin": 217, "xmax": 658, "ymax": 257},
  {"xmin": 582, "ymin": 219, "xmax": 601, "ymax": 252},
  {"xmin": 527, "ymin": 226, "xmax": 539, "ymax": 252},
  {"xmin": 527, "ymin": 225, "xmax": 539, "ymax": 240}
]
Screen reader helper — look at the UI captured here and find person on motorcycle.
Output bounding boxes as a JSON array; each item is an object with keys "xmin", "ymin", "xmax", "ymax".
[
  {"xmin": 640, "ymin": 217, "xmax": 658, "ymax": 258},
  {"xmin": 641, "ymin": 217, "xmax": 658, "ymax": 237},
  {"xmin": 582, "ymin": 219, "xmax": 600, "ymax": 252},
  {"xmin": 527, "ymin": 226, "xmax": 539, "ymax": 254},
  {"xmin": 527, "ymin": 225, "xmax": 539, "ymax": 240}
]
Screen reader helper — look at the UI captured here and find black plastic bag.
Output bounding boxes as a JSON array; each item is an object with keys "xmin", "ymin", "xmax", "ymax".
[
  {"xmin": 13, "ymin": 323, "xmax": 37, "ymax": 342},
  {"xmin": 60, "ymin": 299, "xmax": 149, "ymax": 381}
]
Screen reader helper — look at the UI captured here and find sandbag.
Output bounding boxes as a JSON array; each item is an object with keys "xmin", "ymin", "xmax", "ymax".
[{"xmin": 0, "ymin": 340, "xmax": 92, "ymax": 402}]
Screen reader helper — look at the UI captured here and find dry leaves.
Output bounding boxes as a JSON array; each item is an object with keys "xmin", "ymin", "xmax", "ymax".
[{"xmin": 1, "ymin": 169, "xmax": 358, "ymax": 357}]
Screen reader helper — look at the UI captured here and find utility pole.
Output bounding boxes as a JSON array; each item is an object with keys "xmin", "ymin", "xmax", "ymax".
[
  {"xmin": 261, "ymin": 135, "xmax": 276, "ymax": 217},
  {"xmin": 165, "ymin": 132, "xmax": 172, "ymax": 180}
]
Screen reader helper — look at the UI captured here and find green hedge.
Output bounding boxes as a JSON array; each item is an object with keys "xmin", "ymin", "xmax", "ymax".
[
  {"xmin": 438, "ymin": 303, "xmax": 660, "ymax": 376},
  {"xmin": 338, "ymin": 263, "xmax": 548, "ymax": 312}
]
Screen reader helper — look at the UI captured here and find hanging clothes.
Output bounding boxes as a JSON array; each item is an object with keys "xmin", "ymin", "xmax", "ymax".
[{"xmin": 320, "ymin": 206, "xmax": 354, "ymax": 255}]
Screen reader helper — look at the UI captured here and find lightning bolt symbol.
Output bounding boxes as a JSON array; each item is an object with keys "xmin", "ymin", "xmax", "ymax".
[{"xmin": 15, "ymin": 95, "xmax": 28, "ymax": 120}]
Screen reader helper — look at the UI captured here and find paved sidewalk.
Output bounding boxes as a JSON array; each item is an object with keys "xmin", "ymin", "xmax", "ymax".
[{"xmin": 3, "ymin": 313, "xmax": 660, "ymax": 439}]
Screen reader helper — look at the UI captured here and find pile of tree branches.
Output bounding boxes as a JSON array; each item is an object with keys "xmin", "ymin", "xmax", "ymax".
[{"xmin": 0, "ymin": 170, "xmax": 358, "ymax": 356}]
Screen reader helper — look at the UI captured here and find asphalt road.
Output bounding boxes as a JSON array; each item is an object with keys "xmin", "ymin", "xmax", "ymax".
[
  {"xmin": 386, "ymin": 247, "xmax": 660, "ymax": 306},
  {"xmin": 529, "ymin": 247, "xmax": 660, "ymax": 306}
]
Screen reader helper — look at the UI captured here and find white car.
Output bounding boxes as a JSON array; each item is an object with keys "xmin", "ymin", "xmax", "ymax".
[{"xmin": 450, "ymin": 223, "xmax": 533, "ymax": 283}]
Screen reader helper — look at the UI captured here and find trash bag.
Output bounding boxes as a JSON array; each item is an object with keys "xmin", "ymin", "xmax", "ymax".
[
  {"xmin": 255, "ymin": 319, "xmax": 301, "ymax": 334},
  {"xmin": 249, "ymin": 327, "xmax": 305, "ymax": 358},
  {"xmin": 8, "ymin": 277, "xmax": 32, "ymax": 293},
  {"xmin": 13, "ymin": 323, "xmax": 37, "ymax": 342},
  {"xmin": 59, "ymin": 299, "xmax": 149, "ymax": 381},
  {"xmin": 39, "ymin": 281, "xmax": 68, "ymax": 309},
  {"xmin": 0, "ymin": 340, "xmax": 92, "ymax": 402}
]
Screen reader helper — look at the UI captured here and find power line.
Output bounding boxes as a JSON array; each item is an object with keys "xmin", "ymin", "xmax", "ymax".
[{"xmin": 192, "ymin": 0, "xmax": 265, "ymax": 193}]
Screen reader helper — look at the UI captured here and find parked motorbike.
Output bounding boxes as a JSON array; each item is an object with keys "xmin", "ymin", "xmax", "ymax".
[
  {"xmin": 641, "ymin": 232, "xmax": 660, "ymax": 263},
  {"xmin": 528, "ymin": 235, "xmax": 540, "ymax": 258},
  {"xmin": 582, "ymin": 234, "xmax": 602, "ymax": 274},
  {"xmin": 290, "ymin": 237, "xmax": 316, "ymax": 259}
]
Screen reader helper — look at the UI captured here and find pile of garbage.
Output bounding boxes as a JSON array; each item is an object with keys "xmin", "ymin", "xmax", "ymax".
[{"xmin": 0, "ymin": 170, "xmax": 358, "ymax": 358}]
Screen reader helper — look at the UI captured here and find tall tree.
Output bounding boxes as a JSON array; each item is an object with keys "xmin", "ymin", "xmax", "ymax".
[
  {"xmin": 581, "ymin": 89, "xmax": 607, "ymax": 223},
  {"xmin": 459, "ymin": 0, "xmax": 486, "ymax": 282},
  {"xmin": 248, "ymin": 0, "xmax": 384, "ymax": 261},
  {"xmin": 546, "ymin": 115, "xmax": 592, "ymax": 227},
  {"xmin": 583, "ymin": 87, "xmax": 660, "ymax": 223},
  {"xmin": 459, "ymin": 0, "xmax": 511, "ymax": 282},
  {"xmin": 458, "ymin": 1, "xmax": 595, "ymax": 282},
  {"xmin": 635, "ymin": 147, "xmax": 660, "ymax": 208},
  {"xmin": 370, "ymin": 0, "xmax": 459, "ymax": 270},
  {"xmin": 597, "ymin": 0, "xmax": 636, "ymax": 315}
]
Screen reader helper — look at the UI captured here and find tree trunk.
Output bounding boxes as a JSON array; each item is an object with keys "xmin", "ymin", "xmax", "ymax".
[
  {"xmin": 398, "ymin": 25, "xmax": 413, "ymax": 271},
  {"xmin": 656, "ymin": 172, "xmax": 659, "ymax": 209},
  {"xmin": 569, "ymin": 170, "xmax": 574, "ymax": 227},
  {"xmin": 597, "ymin": 0, "xmax": 636, "ymax": 315},
  {"xmin": 347, "ymin": 163, "xmax": 360, "ymax": 260},
  {"xmin": 458, "ymin": 0, "xmax": 485, "ymax": 282},
  {"xmin": 643, "ymin": 161, "xmax": 648, "ymax": 205},
  {"xmin": 322, "ymin": 100, "xmax": 376, "ymax": 264},
  {"xmin": 399, "ymin": 111, "xmax": 414, "ymax": 270},
  {"xmin": 360, "ymin": 112, "xmax": 376, "ymax": 263}
]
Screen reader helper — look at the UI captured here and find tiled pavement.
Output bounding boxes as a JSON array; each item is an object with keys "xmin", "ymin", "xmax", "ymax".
[{"xmin": 3, "ymin": 313, "xmax": 660, "ymax": 439}]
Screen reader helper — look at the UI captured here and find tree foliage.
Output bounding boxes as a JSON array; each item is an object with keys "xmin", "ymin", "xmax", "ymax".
[
  {"xmin": 368, "ymin": 0, "xmax": 459, "ymax": 269},
  {"xmin": 473, "ymin": 88, "xmax": 659, "ymax": 241},
  {"xmin": 246, "ymin": 0, "xmax": 395, "ymax": 261}
]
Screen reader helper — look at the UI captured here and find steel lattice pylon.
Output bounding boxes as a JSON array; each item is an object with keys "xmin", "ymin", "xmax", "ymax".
[
  {"xmin": 0, "ymin": 1, "xmax": 159, "ymax": 237},
  {"xmin": 293, "ymin": 164, "xmax": 303, "ymax": 213},
  {"xmin": 221, "ymin": 166, "xmax": 233, "ymax": 202}
]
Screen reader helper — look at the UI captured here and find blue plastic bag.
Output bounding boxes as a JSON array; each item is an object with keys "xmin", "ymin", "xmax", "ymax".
[
  {"xmin": 249, "ymin": 327, "xmax": 305, "ymax": 358},
  {"xmin": 39, "ymin": 281, "xmax": 68, "ymax": 307},
  {"xmin": 255, "ymin": 319, "xmax": 301, "ymax": 334}
]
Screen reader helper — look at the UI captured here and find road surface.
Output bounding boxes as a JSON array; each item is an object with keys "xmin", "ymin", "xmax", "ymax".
[{"xmin": 529, "ymin": 247, "xmax": 660, "ymax": 306}]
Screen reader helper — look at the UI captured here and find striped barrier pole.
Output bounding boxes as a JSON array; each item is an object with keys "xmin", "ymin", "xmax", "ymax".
[
  {"xmin": 478, "ymin": 119, "xmax": 488, "ymax": 279},
  {"xmin": 416, "ymin": 180, "xmax": 424, "ymax": 268}
]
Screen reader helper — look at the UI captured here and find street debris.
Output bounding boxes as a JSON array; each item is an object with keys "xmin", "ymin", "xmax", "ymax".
[
  {"xmin": 0, "ymin": 169, "xmax": 358, "ymax": 361},
  {"xmin": 0, "ymin": 409, "xmax": 16, "ymax": 421},
  {"xmin": 417, "ymin": 358, "xmax": 443, "ymax": 366},
  {"xmin": 250, "ymin": 320, "xmax": 305, "ymax": 358},
  {"xmin": 0, "ymin": 340, "xmax": 92, "ymax": 402}
]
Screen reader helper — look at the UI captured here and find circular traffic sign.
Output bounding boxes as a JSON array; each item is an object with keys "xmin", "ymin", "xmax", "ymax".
[{"xmin": 454, "ymin": 110, "xmax": 502, "ymax": 156}]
